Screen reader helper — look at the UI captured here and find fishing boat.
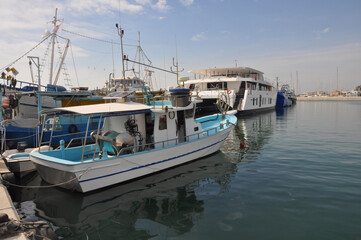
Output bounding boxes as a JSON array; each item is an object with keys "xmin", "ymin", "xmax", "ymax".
[
  {"xmin": 183, "ymin": 67, "xmax": 277, "ymax": 116},
  {"xmin": 29, "ymin": 91, "xmax": 237, "ymax": 193}
]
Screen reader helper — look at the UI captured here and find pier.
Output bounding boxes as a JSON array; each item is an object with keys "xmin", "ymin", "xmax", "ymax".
[{"xmin": 0, "ymin": 158, "xmax": 27, "ymax": 240}]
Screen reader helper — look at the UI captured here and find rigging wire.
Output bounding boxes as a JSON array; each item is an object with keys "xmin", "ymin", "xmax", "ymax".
[
  {"xmin": 69, "ymin": 42, "xmax": 80, "ymax": 87},
  {"xmin": 0, "ymin": 35, "xmax": 50, "ymax": 72},
  {"xmin": 62, "ymin": 29, "xmax": 137, "ymax": 47}
]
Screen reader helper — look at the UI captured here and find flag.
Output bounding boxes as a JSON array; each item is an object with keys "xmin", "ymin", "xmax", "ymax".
[{"xmin": 41, "ymin": 29, "xmax": 51, "ymax": 39}]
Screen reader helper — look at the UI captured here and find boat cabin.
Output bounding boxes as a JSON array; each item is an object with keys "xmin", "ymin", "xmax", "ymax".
[{"xmin": 40, "ymin": 92, "xmax": 203, "ymax": 159}]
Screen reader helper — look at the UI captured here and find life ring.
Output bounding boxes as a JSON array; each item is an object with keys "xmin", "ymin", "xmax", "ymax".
[
  {"xmin": 68, "ymin": 124, "xmax": 78, "ymax": 134},
  {"xmin": 190, "ymin": 91, "xmax": 193, "ymax": 95},
  {"xmin": 227, "ymin": 89, "xmax": 232, "ymax": 94},
  {"xmin": 168, "ymin": 111, "xmax": 175, "ymax": 119}
]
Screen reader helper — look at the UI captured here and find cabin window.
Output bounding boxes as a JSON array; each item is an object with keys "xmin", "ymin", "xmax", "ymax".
[
  {"xmin": 185, "ymin": 108, "xmax": 194, "ymax": 119},
  {"xmin": 159, "ymin": 115, "xmax": 167, "ymax": 130}
]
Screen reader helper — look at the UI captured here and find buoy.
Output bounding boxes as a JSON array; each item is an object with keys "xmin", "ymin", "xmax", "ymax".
[
  {"xmin": 240, "ymin": 142, "xmax": 245, "ymax": 148},
  {"xmin": 2, "ymin": 96, "xmax": 9, "ymax": 108},
  {"xmin": 227, "ymin": 89, "xmax": 231, "ymax": 94}
]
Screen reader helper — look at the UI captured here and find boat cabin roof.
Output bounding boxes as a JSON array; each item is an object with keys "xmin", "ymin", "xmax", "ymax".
[
  {"xmin": 41, "ymin": 102, "xmax": 151, "ymax": 115},
  {"xmin": 189, "ymin": 67, "xmax": 263, "ymax": 76}
]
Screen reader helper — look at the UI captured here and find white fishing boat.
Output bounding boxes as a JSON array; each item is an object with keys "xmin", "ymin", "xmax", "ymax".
[
  {"xmin": 183, "ymin": 67, "xmax": 277, "ymax": 116},
  {"xmin": 2, "ymin": 145, "xmax": 52, "ymax": 176},
  {"xmin": 30, "ymin": 91, "xmax": 237, "ymax": 193}
]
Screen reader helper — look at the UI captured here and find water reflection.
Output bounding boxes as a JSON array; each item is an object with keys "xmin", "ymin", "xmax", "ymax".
[
  {"xmin": 11, "ymin": 152, "xmax": 237, "ymax": 239},
  {"xmin": 222, "ymin": 110, "xmax": 276, "ymax": 162},
  {"xmin": 10, "ymin": 111, "xmax": 278, "ymax": 239}
]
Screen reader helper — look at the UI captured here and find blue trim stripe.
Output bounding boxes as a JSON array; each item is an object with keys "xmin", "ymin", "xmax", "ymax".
[{"xmin": 79, "ymin": 136, "xmax": 228, "ymax": 183}]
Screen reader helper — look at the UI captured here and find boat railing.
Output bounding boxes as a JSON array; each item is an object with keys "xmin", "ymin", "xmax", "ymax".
[
  {"xmin": 90, "ymin": 123, "xmax": 225, "ymax": 160},
  {"xmin": 1, "ymin": 78, "xmax": 48, "ymax": 91}
]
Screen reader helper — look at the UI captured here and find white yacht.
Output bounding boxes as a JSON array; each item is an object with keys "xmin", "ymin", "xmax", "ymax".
[{"xmin": 183, "ymin": 67, "xmax": 277, "ymax": 115}]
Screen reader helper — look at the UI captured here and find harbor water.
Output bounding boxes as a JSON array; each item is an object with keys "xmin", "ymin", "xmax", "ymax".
[{"xmin": 7, "ymin": 101, "xmax": 361, "ymax": 239}]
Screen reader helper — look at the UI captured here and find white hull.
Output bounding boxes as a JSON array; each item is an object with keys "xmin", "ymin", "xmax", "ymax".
[
  {"xmin": 2, "ymin": 149, "xmax": 36, "ymax": 176},
  {"xmin": 238, "ymin": 89, "xmax": 277, "ymax": 112},
  {"xmin": 31, "ymin": 127, "xmax": 233, "ymax": 193}
]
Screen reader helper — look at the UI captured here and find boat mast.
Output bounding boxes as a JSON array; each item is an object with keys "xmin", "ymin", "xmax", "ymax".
[
  {"xmin": 138, "ymin": 32, "xmax": 141, "ymax": 79},
  {"xmin": 116, "ymin": 23, "xmax": 126, "ymax": 91},
  {"xmin": 53, "ymin": 39, "xmax": 70, "ymax": 85},
  {"xmin": 49, "ymin": 8, "xmax": 58, "ymax": 85}
]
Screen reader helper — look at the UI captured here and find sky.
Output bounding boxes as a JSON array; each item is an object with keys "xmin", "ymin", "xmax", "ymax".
[{"xmin": 1, "ymin": 0, "xmax": 361, "ymax": 93}]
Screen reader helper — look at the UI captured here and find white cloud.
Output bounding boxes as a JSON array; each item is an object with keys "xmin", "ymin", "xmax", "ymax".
[
  {"xmin": 135, "ymin": 0, "xmax": 152, "ymax": 4},
  {"xmin": 180, "ymin": 0, "xmax": 194, "ymax": 6},
  {"xmin": 153, "ymin": 0, "xmax": 169, "ymax": 11},
  {"xmin": 322, "ymin": 27, "xmax": 330, "ymax": 33},
  {"xmin": 191, "ymin": 32, "xmax": 206, "ymax": 41},
  {"xmin": 66, "ymin": 0, "xmax": 144, "ymax": 15},
  {"xmin": 313, "ymin": 27, "xmax": 330, "ymax": 34}
]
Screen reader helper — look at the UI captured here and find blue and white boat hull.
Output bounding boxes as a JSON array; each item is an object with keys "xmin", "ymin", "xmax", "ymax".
[{"xmin": 30, "ymin": 121, "xmax": 234, "ymax": 193}]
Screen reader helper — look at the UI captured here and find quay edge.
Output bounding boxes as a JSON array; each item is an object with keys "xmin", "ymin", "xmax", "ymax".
[
  {"xmin": 297, "ymin": 96, "xmax": 361, "ymax": 101},
  {"xmin": 0, "ymin": 158, "xmax": 27, "ymax": 240}
]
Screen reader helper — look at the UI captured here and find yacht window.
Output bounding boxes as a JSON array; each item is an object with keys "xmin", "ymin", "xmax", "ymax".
[
  {"xmin": 207, "ymin": 82, "xmax": 219, "ymax": 89},
  {"xmin": 159, "ymin": 115, "xmax": 167, "ymax": 130}
]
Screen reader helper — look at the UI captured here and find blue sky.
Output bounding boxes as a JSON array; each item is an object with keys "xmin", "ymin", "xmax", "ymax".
[{"xmin": 1, "ymin": 0, "xmax": 361, "ymax": 93}]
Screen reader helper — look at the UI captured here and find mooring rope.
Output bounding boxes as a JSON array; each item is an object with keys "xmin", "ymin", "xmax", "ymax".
[{"xmin": 1, "ymin": 167, "xmax": 91, "ymax": 189}]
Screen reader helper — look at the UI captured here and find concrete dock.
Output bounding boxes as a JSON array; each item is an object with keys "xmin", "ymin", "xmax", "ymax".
[{"xmin": 0, "ymin": 158, "xmax": 27, "ymax": 240}]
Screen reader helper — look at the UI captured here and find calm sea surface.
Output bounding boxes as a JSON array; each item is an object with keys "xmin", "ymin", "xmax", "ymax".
[{"xmin": 8, "ymin": 101, "xmax": 361, "ymax": 240}]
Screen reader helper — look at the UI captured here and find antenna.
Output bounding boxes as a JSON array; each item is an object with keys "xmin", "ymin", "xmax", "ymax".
[{"xmin": 170, "ymin": 36, "xmax": 184, "ymax": 86}]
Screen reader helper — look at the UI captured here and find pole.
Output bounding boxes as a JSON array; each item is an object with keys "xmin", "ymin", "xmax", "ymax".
[
  {"xmin": 49, "ymin": 8, "xmax": 58, "ymax": 85},
  {"xmin": 138, "ymin": 32, "xmax": 141, "ymax": 79},
  {"xmin": 116, "ymin": 23, "xmax": 126, "ymax": 91},
  {"xmin": 28, "ymin": 56, "xmax": 41, "ymax": 91}
]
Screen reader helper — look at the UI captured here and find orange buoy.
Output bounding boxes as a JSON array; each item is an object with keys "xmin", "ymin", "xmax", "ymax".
[{"xmin": 2, "ymin": 97, "xmax": 9, "ymax": 108}]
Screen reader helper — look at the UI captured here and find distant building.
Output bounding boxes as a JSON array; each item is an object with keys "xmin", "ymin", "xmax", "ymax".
[
  {"xmin": 356, "ymin": 85, "xmax": 361, "ymax": 96},
  {"xmin": 306, "ymin": 91, "xmax": 327, "ymax": 97}
]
